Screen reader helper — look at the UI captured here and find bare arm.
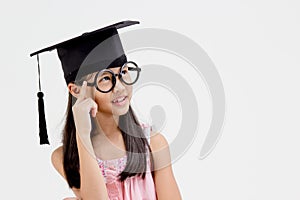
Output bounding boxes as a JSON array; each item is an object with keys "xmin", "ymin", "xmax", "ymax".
[
  {"xmin": 52, "ymin": 81, "xmax": 109, "ymax": 200},
  {"xmin": 51, "ymin": 136, "xmax": 109, "ymax": 200},
  {"xmin": 150, "ymin": 132, "xmax": 182, "ymax": 200},
  {"xmin": 71, "ymin": 80, "xmax": 109, "ymax": 199},
  {"xmin": 76, "ymin": 133, "xmax": 109, "ymax": 200}
]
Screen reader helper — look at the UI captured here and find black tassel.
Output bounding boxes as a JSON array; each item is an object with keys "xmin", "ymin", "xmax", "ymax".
[
  {"xmin": 36, "ymin": 54, "xmax": 50, "ymax": 145},
  {"xmin": 38, "ymin": 92, "xmax": 49, "ymax": 144}
]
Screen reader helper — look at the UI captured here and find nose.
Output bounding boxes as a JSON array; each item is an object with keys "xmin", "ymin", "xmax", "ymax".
[{"xmin": 113, "ymin": 74, "xmax": 125, "ymax": 93}]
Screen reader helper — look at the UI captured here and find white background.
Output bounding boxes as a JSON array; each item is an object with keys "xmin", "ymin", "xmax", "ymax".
[{"xmin": 0, "ymin": 0, "xmax": 299, "ymax": 199}]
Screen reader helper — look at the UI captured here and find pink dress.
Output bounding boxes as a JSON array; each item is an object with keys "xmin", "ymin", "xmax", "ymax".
[{"xmin": 96, "ymin": 123, "xmax": 157, "ymax": 200}]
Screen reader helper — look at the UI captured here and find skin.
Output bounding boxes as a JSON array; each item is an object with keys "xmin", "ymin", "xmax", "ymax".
[{"xmin": 51, "ymin": 66, "xmax": 182, "ymax": 199}]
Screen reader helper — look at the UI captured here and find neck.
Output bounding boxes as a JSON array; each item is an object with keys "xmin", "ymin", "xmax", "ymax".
[{"xmin": 94, "ymin": 112, "xmax": 121, "ymax": 139}]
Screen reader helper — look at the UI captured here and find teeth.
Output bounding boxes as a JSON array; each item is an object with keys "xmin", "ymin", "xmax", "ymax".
[{"xmin": 113, "ymin": 96, "xmax": 126, "ymax": 103}]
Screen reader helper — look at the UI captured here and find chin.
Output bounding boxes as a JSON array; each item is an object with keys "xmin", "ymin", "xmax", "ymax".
[
  {"xmin": 111, "ymin": 103, "xmax": 130, "ymax": 116},
  {"xmin": 111, "ymin": 107, "xmax": 129, "ymax": 116}
]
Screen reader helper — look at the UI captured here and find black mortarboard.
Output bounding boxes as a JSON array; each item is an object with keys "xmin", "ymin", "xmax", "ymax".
[{"xmin": 30, "ymin": 20, "xmax": 140, "ymax": 145}]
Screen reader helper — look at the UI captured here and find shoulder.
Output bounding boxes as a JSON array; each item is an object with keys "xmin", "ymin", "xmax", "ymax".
[
  {"xmin": 149, "ymin": 131, "xmax": 169, "ymax": 152},
  {"xmin": 51, "ymin": 145, "xmax": 63, "ymax": 165},
  {"xmin": 51, "ymin": 146, "xmax": 82, "ymax": 198},
  {"xmin": 149, "ymin": 131, "xmax": 183, "ymax": 199},
  {"xmin": 51, "ymin": 146, "xmax": 65, "ymax": 178},
  {"xmin": 140, "ymin": 121, "xmax": 169, "ymax": 155},
  {"xmin": 149, "ymin": 131, "xmax": 172, "ymax": 171}
]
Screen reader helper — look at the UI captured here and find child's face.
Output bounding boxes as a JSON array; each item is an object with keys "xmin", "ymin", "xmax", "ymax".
[
  {"xmin": 68, "ymin": 66, "xmax": 133, "ymax": 116},
  {"xmin": 94, "ymin": 66, "xmax": 133, "ymax": 116}
]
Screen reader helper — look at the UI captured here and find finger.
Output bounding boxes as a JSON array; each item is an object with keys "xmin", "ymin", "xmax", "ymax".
[
  {"xmin": 78, "ymin": 81, "xmax": 87, "ymax": 100},
  {"xmin": 80, "ymin": 97, "xmax": 98, "ymax": 116},
  {"xmin": 88, "ymin": 98, "xmax": 98, "ymax": 118},
  {"xmin": 89, "ymin": 99, "xmax": 98, "ymax": 117},
  {"xmin": 92, "ymin": 105, "xmax": 98, "ymax": 117}
]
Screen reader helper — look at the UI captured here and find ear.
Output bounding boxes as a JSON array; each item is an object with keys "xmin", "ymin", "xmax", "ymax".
[{"xmin": 67, "ymin": 82, "xmax": 81, "ymax": 98}]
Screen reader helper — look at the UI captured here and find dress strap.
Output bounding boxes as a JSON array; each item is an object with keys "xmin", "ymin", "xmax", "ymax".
[{"xmin": 140, "ymin": 122, "xmax": 151, "ymax": 144}]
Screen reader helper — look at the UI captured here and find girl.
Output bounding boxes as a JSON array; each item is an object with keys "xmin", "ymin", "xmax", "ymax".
[{"xmin": 47, "ymin": 22, "xmax": 182, "ymax": 199}]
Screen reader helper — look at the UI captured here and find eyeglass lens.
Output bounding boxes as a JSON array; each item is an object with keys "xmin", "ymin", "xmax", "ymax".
[{"xmin": 95, "ymin": 62, "xmax": 140, "ymax": 92}]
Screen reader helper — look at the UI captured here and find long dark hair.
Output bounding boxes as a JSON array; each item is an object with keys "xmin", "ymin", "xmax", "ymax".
[{"xmin": 62, "ymin": 92, "xmax": 155, "ymax": 189}]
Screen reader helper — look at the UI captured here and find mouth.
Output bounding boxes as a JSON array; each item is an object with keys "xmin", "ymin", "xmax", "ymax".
[{"xmin": 111, "ymin": 96, "xmax": 128, "ymax": 105}]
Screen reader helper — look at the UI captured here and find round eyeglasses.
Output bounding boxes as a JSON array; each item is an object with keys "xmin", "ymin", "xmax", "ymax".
[{"xmin": 75, "ymin": 61, "xmax": 141, "ymax": 93}]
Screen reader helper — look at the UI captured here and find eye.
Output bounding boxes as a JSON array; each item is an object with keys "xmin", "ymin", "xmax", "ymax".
[
  {"xmin": 99, "ymin": 76, "xmax": 111, "ymax": 82},
  {"xmin": 121, "ymin": 69, "xmax": 128, "ymax": 75}
]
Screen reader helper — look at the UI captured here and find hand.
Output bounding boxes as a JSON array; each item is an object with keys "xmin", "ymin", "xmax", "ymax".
[{"xmin": 72, "ymin": 81, "xmax": 98, "ymax": 136}]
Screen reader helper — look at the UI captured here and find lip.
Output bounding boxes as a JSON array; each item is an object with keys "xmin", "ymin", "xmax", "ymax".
[{"xmin": 111, "ymin": 96, "xmax": 127, "ymax": 103}]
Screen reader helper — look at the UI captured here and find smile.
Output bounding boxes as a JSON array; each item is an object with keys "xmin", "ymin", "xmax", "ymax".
[{"xmin": 112, "ymin": 96, "xmax": 128, "ymax": 106}]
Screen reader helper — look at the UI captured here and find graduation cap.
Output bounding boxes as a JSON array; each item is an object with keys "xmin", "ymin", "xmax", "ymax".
[{"xmin": 30, "ymin": 20, "xmax": 140, "ymax": 145}]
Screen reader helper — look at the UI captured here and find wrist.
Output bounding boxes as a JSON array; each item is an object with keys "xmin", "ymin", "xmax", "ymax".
[
  {"xmin": 76, "ymin": 133, "xmax": 96, "ymax": 159},
  {"xmin": 76, "ymin": 132, "xmax": 92, "ymax": 142}
]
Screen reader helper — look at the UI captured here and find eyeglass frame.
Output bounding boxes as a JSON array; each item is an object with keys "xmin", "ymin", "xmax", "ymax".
[{"xmin": 74, "ymin": 61, "xmax": 141, "ymax": 93}]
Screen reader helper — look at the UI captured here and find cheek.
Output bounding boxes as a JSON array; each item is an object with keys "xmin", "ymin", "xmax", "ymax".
[
  {"xmin": 95, "ymin": 93, "xmax": 112, "ymax": 111},
  {"xmin": 126, "ymin": 85, "xmax": 133, "ymax": 97}
]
